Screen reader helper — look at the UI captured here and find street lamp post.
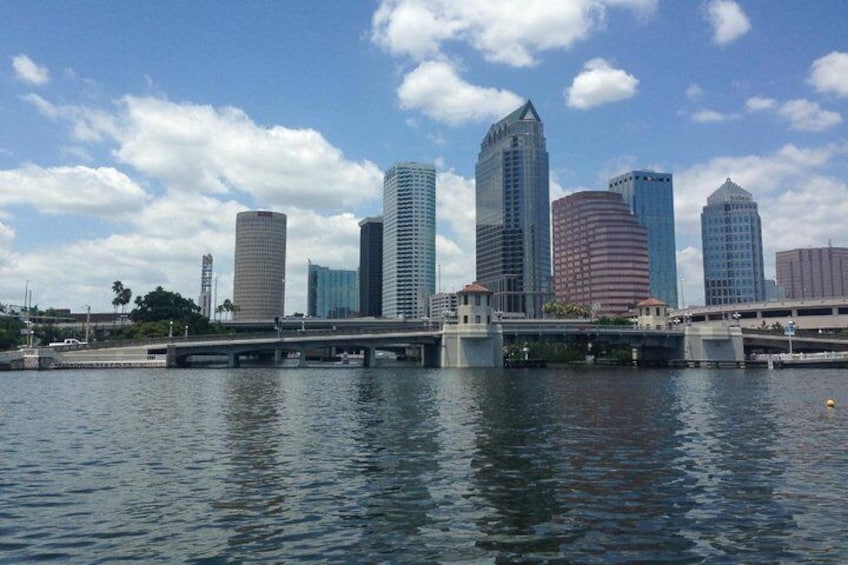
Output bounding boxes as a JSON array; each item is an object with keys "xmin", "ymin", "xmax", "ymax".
[
  {"xmin": 785, "ymin": 320, "xmax": 796, "ymax": 355},
  {"xmin": 732, "ymin": 312, "xmax": 741, "ymax": 326},
  {"xmin": 169, "ymin": 320, "xmax": 173, "ymax": 339}
]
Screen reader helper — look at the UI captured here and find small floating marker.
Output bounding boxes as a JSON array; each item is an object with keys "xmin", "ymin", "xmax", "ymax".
[{"xmin": 826, "ymin": 399, "xmax": 836, "ymax": 408}]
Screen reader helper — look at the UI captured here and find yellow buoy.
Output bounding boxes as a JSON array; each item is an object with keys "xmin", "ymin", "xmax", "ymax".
[{"xmin": 826, "ymin": 399, "xmax": 836, "ymax": 408}]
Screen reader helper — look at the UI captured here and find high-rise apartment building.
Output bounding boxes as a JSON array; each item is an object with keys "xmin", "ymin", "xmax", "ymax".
[
  {"xmin": 475, "ymin": 100, "xmax": 551, "ymax": 318},
  {"xmin": 382, "ymin": 162, "xmax": 436, "ymax": 319},
  {"xmin": 307, "ymin": 261, "xmax": 359, "ymax": 318},
  {"xmin": 552, "ymin": 191, "xmax": 650, "ymax": 317},
  {"xmin": 199, "ymin": 253, "xmax": 213, "ymax": 319},
  {"xmin": 776, "ymin": 246, "xmax": 848, "ymax": 299},
  {"xmin": 358, "ymin": 216, "xmax": 383, "ymax": 317},
  {"xmin": 609, "ymin": 170, "xmax": 678, "ymax": 307},
  {"xmin": 232, "ymin": 210, "xmax": 287, "ymax": 320},
  {"xmin": 701, "ymin": 178, "xmax": 765, "ymax": 306}
]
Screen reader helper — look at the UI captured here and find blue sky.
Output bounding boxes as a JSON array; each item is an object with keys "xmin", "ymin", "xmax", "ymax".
[{"xmin": 2, "ymin": 0, "xmax": 847, "ymax": 314}]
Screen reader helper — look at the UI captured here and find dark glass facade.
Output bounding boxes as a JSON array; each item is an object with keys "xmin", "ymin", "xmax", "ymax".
[
  {"xmin": 475, "ymin": 101, "xmax": 551, "ymax": 318},
  {"xmin": 552, "ymin": 192, "xmax": 650, "ymax": 317},
  {"xmin": 609, "ymin": 171, "xmax": 679, "ymax": 307},
  {"xmin": 701, "ymin": 178, "xmax": 765, "ymax": 305},
  {"xmin": 358, "ymin": 216, "xmax": 383, "ymax": 317}
]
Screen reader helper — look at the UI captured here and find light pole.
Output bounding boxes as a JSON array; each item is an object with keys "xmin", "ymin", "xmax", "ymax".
[
  {"xmin": 83, "ymin": 305, "xmax": 91, "ymax": 343},
  {"xmin": 169, "ymin": 320, "xmax": 173, "ymax": 339},
  {"xmin": 732, "ymin": 312, "xmax": 741, "ymax": 326},
  {"xmin": 785, "ymin": 320, "xmax": 796, "ymax": 355}
]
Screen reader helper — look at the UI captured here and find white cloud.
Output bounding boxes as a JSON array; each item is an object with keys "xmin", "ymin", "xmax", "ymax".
[
  {"xmin": 11, "ymin": 54, "xmax": 50, "ymax": 85},
  {"xmin": 435, "ymin": 170, "xmax": 475, "ymax": 290},
  {"xmin": 778, "ymin": 99, "xmax": 842, "ymax": 132},
  {"xmin": 372, "ymin": 0, "xmax": 657, "ymax": 67},
  {"xmin": 745, "ymin": 96, "xmax": 777, "ymax": 111},
  {"xmin": 566, "ymin": 58, "xmax": 639, "ymax": 109},
  {"xmin": 22, "ymin": 93, "xmax": 119, "ymax": 142},
  {"xmin": 686, "ymin": 83, "xmax": 704, "ymax": 100},
  {"xmin": 22, "ymin": 94, "xmax": 385, "ymax": 210},
  {"xmin": 743, "ymin": 95, "xmax": 841, "ymax": 132},
  {"xmin": 398, "ymin": 60, "xmax": 523, "ymax": 125},
  {"xmin": 691, "ymin": 108, "xmax": 737, "ymax": 123},
  {"xmin": 706, "ymin": 0, "xmax": 751, "ymax": 46},
  {"xmin": 0, "ymin": 164, "xmax": 149, "ymax": 216},
  {"xmin": 809, "ymin": 51, "xmax": 848, "ymax": 97}
]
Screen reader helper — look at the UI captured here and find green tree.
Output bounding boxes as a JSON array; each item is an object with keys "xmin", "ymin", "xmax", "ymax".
[
  {"xmin": 131, "ymin": 286, "xmax": 211, "ymax": 334},
  {"xmin": 112, "ymin": 280, "xmax": 124, "ymax": 312},
  {"xmin": 0, "ymin": 316, "xmax": 23, "ymax": 349}
]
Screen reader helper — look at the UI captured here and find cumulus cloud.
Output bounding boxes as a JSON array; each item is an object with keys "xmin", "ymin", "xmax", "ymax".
[
  {"xmin": 398, "ymin": 60, "xmax": 524, "ymax": 125},
  {"xmin": 745, "ymin": 96, "xmax": 777, "ymax": 111},
  {"xmin": 809, "ymin": 51, "xmax": 848, "ymax": 97},
  {"xmin": 691, "ymin": 109, "xmax": 738, "ymax": 123},
  {"xmin": 743, "ymin": 95, "xmax": 842, "ymax": 131},
  {"xmin": 777, "ymin": 99, "xmax": 842, "ymax": 132},
  {"xmin": 11, "ymin": 54, "xmax": 50, "ymax": 85},
  {"xmin": 435, "ymin": 170, "xmax": 475, "ymax": 290},
  {"xmin": 686, "ymin": 83, "xmax": 704, "ymax": 100},
  {"xmin": 22, "ymin": 94, "xmax": 385, "ymax": 210},
  {"xmin": 372, "ymin": 0, "xmax": 657, "ymax": 67},
  {"xmin": 0, "ymin": 164, "xmax": 149, "ymax": 216},
  {"xmin": 566, "ymin": 58, "xmax": 639, "ymax": 109},
  {"xmin": 705, "ymin": 0, "xmax": 751, "ymax": 45}
]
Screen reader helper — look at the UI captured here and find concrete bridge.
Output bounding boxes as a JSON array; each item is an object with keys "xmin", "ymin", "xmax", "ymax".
[{"xmin": 13, "ymin": 319, "xmax": 848, "ymax": 370}]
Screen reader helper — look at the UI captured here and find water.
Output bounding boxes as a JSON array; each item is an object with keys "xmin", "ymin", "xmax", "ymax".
[{"xmin": 1, "ymin": 366, "xmax": 846, "ymax": 563}]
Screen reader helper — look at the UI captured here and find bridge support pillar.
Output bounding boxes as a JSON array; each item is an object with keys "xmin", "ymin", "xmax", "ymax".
[
  {"xmin": 274, "ymin": 349, "xmax": 283, "ymax": 365},
  {"xmin": 166, "ymin": 345, "xmax": 177, "ymax": 368},
  {"xmin": 228, "ymin": 353, "xmax": 240, "ymax": 368},
  {"xmin": 298, "ymin": 348, "xmax": 309, "ymax": 368},
  {"xmin": 421, "ymin": 343, "xmax": 440, "ymax": 368},
  {"xmin": 363, "ymin": 346, "xmax": 376, "ymax": 368}
]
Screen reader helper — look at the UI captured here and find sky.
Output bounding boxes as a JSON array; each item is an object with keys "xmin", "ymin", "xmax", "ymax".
[{"xmin": 1, "ymin": 0, "xmax": 847, "ymax": 315}]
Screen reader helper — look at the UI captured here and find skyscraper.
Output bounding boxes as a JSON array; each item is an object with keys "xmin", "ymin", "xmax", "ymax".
[
  {"xmin": 475, "ymin": 100, "xmax": 551, "ymax": 318},
  {"xmin": 701, "ymin": 178, "xmax": 765, "ymax": 305},
  {"xmin": 776, "ymin": 246, "xmax": 848, "ymax": 299},
  {"xmin": 358, "ymin": 216, "xmax": 383, "ymax": 317},
  {"xmin": 307, "ymin": 261, "xmax": 359, "ymax": 318},
  {"xmin": 552, "ymin": 191, "xmax": 650, "ymax": 317},
  {"xmin": 232, "ymin": 210, "xmax": 287, "ymax": 320},
  {"xmin": 609, "ymin": 170, "xmax": 678, "ymax": 307},
  {"xmin": 199, "ymin": 253, "xmax": 213, "ymax": 319},
  {"xmin": 382, "ymin": 162, "xmax": 436, "ymax": 319}
]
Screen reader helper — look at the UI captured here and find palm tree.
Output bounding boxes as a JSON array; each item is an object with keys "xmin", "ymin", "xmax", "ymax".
[{"xmin": 111, "ymin": 281, "xmax": 124, "ymax": 313}]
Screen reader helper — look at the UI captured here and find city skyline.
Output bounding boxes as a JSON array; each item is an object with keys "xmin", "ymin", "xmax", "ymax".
[{"xmin": 2, "ymin": 2, "xmax": 848, "ymax": 313}]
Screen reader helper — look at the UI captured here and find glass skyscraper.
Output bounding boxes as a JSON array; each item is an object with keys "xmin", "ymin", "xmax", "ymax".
[
  {"xmin": 382, "ymin": 162, "xmax": 436, "ymax": 319},
  {"xmin": 307, "ymin": 262, "xmax": 359, "ymax": 318},
  {"xmin": 701, "ymin": 178, "xmax": 765, "ymax": 305},
  {"xmin": 358, "ymin": 216, "xmax": 383, "ymax": 317},
  {"xmin": 475, "ymin": 101, "xmax": 551, "ymax": 318},
  {"xmin": 609, "ymin": 171, "xmax": 678, "ymax": 307}
]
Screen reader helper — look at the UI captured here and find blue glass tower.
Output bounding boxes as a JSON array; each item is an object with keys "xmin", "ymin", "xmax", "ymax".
[
  {"xmin": 307, "ymin": 262, "xmax": 359, "ymax": 318},
  {"xmin": 701, "ymin": 178, "xmax": 766, "ymax": 305},
  {"xmin": 609, "ymin": 171, "xmax": 678, "ymax": 307},
  {"xmin": 475, "ymin": 101, "xmax": 551, "ymax": 318}
]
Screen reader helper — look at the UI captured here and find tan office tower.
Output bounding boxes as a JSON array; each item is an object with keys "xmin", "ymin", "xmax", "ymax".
[{"xmin": 233, "ymin": 211, "xmax": 287, "ymax": 320}]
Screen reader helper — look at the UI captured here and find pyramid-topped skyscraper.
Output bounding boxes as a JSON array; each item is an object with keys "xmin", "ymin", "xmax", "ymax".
[
  {"xmin": 475, "ymin": 101, "xmax": 551, "ymax": 318},
  {"xmin": 701, "ymin": 178, "xmax": 765, "ymax": 305}
]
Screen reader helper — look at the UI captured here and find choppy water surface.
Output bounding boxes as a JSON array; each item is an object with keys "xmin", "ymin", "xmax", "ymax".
[{"xmin": 1, "ymin": 366, "xmax": 847, "ymax": 563}]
